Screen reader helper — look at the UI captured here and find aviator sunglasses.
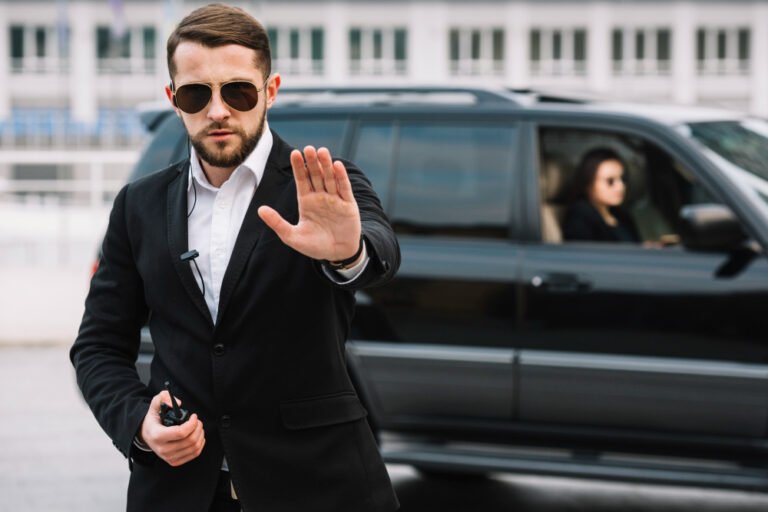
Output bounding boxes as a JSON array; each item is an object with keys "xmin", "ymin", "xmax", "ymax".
[{"xmin": 170, "ymin": 78, "xmax": 269, "ymax": 114}]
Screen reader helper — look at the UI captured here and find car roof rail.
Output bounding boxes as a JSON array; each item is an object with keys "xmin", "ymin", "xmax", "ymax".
[
  {"xmin": 507, "ymin": 87, "xmax": 594, "ymax": 105},
  {"xmin": 277, "ymin": 86, "xmax": 519, "ymax": 107}
]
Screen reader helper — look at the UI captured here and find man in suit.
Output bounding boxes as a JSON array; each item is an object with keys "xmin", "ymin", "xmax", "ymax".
[{"xmin": 69, "ymin": 4, "xmax": 400, "ymax": 511}]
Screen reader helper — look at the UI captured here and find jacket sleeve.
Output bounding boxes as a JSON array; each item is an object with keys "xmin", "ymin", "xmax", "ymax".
[
  {"xmin": 69, "ymin": 184, "xmax": 153, "ymax": 461},
  {"xmin": 315, "ymin": 159, "xmax": 400, "ymax": 291}
]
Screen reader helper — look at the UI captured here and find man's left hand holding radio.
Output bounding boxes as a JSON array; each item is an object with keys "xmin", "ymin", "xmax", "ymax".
[{"xmin": 137, "ymin": 389, "xmax": 206, "ymax": 467}]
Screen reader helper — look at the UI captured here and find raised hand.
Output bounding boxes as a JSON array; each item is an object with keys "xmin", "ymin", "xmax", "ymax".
[{"xmin": 258, "ymin": 146, "xmax": 362, "ymax": 263}]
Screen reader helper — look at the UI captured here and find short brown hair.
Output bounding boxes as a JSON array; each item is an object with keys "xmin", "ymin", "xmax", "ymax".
[{"xmin": 167, "ymin": 3, "xmax": 271, "ymax": 80}]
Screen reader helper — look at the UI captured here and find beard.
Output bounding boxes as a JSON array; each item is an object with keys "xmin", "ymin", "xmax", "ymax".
[{"xmin": 189, "ymin": 110, "xmax": 265, "ymax": 169}]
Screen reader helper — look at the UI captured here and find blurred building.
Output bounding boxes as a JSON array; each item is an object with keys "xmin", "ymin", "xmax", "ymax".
[{"xmin": 0, "ymin": 0, "xmax": 766, "ymax": 204}]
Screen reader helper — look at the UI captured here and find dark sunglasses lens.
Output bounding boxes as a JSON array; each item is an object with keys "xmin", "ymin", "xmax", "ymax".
[
  {"xmin": 221, "ymin": 82, "xmax": 259, "ymax": 111},
  {"xmin": 175, "ymin": 84, "xmax": 212, "ymax": 114}
]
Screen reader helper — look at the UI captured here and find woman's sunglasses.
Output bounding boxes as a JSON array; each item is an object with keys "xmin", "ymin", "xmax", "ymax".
[{"xmin": 171, "ymin": 79, "xmax": 268, "ymax": 114}]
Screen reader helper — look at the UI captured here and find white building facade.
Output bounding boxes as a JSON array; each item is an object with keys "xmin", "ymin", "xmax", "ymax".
[
  {"xmin": 0, "ymin": 0, "xmax": 766, "ymax": 205},
  {"xmin": 2, "ymin": 0, "xmax": 767, "ymax": 132}
]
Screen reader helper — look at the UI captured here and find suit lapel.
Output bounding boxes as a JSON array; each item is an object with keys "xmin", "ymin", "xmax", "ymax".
[
  {"xmin": 215, "ymin": 133, "xmax": 294, "ymax": 327},
  {"xmin": 167, "ymin": 160, "xmax": 215, "ymax": 327}
]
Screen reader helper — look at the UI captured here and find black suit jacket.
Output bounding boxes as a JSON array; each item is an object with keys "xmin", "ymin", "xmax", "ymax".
[
  {"xmin": 562, "ymin": 199, "xmax": 640, "ymax": 243},
  {"xmin": 70, "ymin": 132, "xmax": 401, "ymax": 512}
]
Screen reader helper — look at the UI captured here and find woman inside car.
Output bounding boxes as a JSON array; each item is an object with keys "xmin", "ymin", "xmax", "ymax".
[{"xmin": 562, "ymin": 147, "xmax": 641, "ymax": 243}]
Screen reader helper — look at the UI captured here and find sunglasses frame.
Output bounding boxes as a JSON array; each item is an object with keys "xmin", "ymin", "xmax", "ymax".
[{"xmin": 170, "ymin": 77, "xmax": 271, "ymax": 114}]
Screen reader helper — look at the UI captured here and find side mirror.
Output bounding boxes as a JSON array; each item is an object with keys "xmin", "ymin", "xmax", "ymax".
[{"xmin": 678, "ymin": 204, "xmax": 747, "ymax": 251}]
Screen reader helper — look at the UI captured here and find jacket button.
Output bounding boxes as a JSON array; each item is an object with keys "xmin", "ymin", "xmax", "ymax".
[
  {"xmin": 221, "ymin": 415, "xmax": 231, "ymax": 428},
  {"xmin": 213, "ymin": 343, "xmax": 225, "ymax": 356}
]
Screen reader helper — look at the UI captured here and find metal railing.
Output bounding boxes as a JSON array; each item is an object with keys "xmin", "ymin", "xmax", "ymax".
[
  {"xmin": 0, "ymin": 149, "xmax": 138, "ymax": 208},
  {"xmin": 0, "ymin": 108, "xmax": 147, "ymax": 150}
]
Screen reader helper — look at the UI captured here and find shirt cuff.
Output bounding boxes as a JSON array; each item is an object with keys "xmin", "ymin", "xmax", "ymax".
[
  {"xmin": 322, "ymin": 243, "xmax": 370, "ymax": 284},
  {"xmin": 133, "ymin": 437, "xmax": 152, "ymax": 452}
]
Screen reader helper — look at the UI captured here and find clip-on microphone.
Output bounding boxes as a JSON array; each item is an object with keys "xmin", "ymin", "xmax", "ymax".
[
  {"xmin": 160, "ymin": 381, "xmax": 190, "ymax": 427},
  {"xmin": 180, "ymin": 249, "xmax": 199, "ymax": 262},
  {"xmin": 180, "ymin": 250, "xmax": 205, "ymax": 297}
]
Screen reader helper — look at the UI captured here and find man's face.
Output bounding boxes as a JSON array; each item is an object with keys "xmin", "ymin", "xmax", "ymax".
[{"xmin": 165, "ymin": 42, "xmax": 280, "ymax": 171}]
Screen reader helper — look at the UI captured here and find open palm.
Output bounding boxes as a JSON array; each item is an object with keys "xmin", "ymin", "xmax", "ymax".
[{"xmin": 258, "ymin": 146, "xmax": 362, "ymax": 262}]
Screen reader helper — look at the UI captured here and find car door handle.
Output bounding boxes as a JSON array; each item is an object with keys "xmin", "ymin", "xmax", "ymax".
[{"xmin": 531, "ymin": 273, "xmax": 592, "ymax": 293}]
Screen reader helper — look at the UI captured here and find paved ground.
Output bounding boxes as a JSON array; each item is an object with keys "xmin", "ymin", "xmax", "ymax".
[
  {"xmin": 0, "ymin": 345, "xmax": 127, "ymax": 511},
  {"xmin": 3, "ymin": 345, "xmax": 768, "ymax": 512}
]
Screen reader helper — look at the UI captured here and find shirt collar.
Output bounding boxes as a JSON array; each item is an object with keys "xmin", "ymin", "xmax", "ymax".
[{"xmin": 187, "ymin": 120, "xmax": 273, "ymax": 192}]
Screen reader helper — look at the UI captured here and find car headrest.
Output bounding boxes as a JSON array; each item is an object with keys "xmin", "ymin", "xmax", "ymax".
[{"xmin": 540, "ymin": 155, "xmax": 569, "ymax": 202}]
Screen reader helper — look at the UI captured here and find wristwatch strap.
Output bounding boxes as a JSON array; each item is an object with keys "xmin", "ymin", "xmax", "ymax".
[{"xmin": 327, "ymin": 235, "xmax": 365, "ymax": 269}]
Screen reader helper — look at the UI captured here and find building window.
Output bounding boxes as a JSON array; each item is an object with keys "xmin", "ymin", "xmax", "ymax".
[
  {"xmin": 738, "ymin": 29, "xmax": 750, "ymax": 64},
  {"xmin": 395, "ymin": 29, "xmax": 407, "ymax": 63},
  {"xmin": 349, "ymin": 27, "xmax": 407, "ymax": 76},
  {"xmin": 696, "ymin": 26, "xmax": 751, "ymax": 75},
  {"xmin": 34, "ymin": 27, "xmax": 46, "ymax": 58},
  {"xmin": 449, "ymin": 27, "xmax": 505, "ymax": 76},
  {"xmin": 611, "ymin": 27, "xmax": 672, "ymax": 75},
  {"xmin": 10, "ymin": 25, "xmax": 24, "ymax": 61},
  {"xmin": 268, "ymin": 27, "xmax": 324, "ymax": 76},
  {"xmin": 8, "ymin": 24, "xmax": 65, "ymax": 74},
  {"xmin": 96, "ymin": 25, "xmax": 156, "ymax": 74},
  {"xmin": 530, "ymin": 28, "xmax": 587, "ymax": 76},
  {"xmin": 143, "ymin": 27, "xmax": 156, "ymax": 60},
  {"xmin": 612, "ymin": 29, "xmax": 622, "ymax": 63}
]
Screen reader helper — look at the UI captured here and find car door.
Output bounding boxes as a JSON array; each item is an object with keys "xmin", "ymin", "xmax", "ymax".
[
  {"xmin": 346, "ymin": 113, "xmax": 525, "ymax": 431},
  {"xmin": 518, "ymin": 118, "xmax": 768, "ymax": 439}
]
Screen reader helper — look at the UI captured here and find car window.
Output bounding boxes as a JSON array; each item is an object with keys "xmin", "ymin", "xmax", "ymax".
[
  {"xmin": 537, "ymin": 127, "xmax": 720, "ymax": 246},
  {"xmin": 129, "ymin": 114, "xmax": 186, "ymax": 182},
  {"xmin": 390, "ymin": 121, "xmax": 516, "ymax": 239},
  {"xmin": 269, "ymin": 118, "xmax": 347, "ymax": 157},
  {"xmin": 350, "ymin": 122, "xmax": 394, "ymax": 211}
]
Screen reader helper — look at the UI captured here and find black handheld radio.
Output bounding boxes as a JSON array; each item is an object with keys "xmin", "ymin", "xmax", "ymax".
[{"xmin": 159, "ymin": 381, "xmax": 190, "ymax": 427}]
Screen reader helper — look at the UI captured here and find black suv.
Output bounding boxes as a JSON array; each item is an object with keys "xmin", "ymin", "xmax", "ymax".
[{"xmin": 127, "ymin": 87, "xmax": 768, "ymax": 491}]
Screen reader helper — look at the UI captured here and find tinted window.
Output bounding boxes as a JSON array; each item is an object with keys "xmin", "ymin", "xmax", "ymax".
[
  {"xmin": 351, "ymin": 123, "xmax": 394, "ymax": 210},
  {"xmin": 538, "ymin": 127, "xmax": 721, "ymax": 245},
  {"xmin": 391, "ymin": 122, "xmax": 516, "ymax": 238},
  {"xmin": 270, "ymin": 118, "xmax": 347, "ymax": 157},
  {"xmin": 129, "ymin": 114, "xmax": 186, "ymax": 181}
]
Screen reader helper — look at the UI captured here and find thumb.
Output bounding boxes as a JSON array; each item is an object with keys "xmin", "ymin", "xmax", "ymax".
[
  {"xmin": 258, "ymin": 205, "xmax": 294, "ymax": 242},
  {"xmin": 153, "ymin": 390, "xmax": 182, "ymax": 411}
]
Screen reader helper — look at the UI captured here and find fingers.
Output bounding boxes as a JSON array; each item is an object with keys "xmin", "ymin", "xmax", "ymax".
[
  {"xmin": 291, "ymin": 150, "xmax": 312, "ymax": 196},
  {"xmin": 153, "ymin": 413, "xmax": 206, "ymax": 467},
  {"xmin": 162, "ymin": 416, "xmax": 206, "ymax": 467},
  {"xmin": 332, "ymin": 160, "xmax": 354, "ymax": 202},
  {"xmin": 315, "ymin": 147, "xmax": 338, "ymax": 196},
  {"xmin": 167, "ymin": 436, "xmax": 206, "ymax": 467},
  {"xmin": 151, "ymin": 412, "xmax": 198, "ymax": 446},
  {"xmin": 156, "ymin": 390, "xmax": 181, "ymax": 409},
  {"xmin": 294, "ymin": 146, "xmax": 340, "ymax": 196},
  {"xmin": 141, "ymin": 389, "xmax": 206, "ymax": 467},
  {"xmin": 303, "ymin": 146, "xmax": 325, "ymax": 193}
]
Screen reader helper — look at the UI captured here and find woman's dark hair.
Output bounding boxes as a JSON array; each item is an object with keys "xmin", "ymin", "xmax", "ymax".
[
  {"xmin": 167, "ymin": 3, "xmax": 271, "ymax": 80},
  {"xmin": 567, "ymin": 147, "xmax": 626, "ymax": 202}
]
